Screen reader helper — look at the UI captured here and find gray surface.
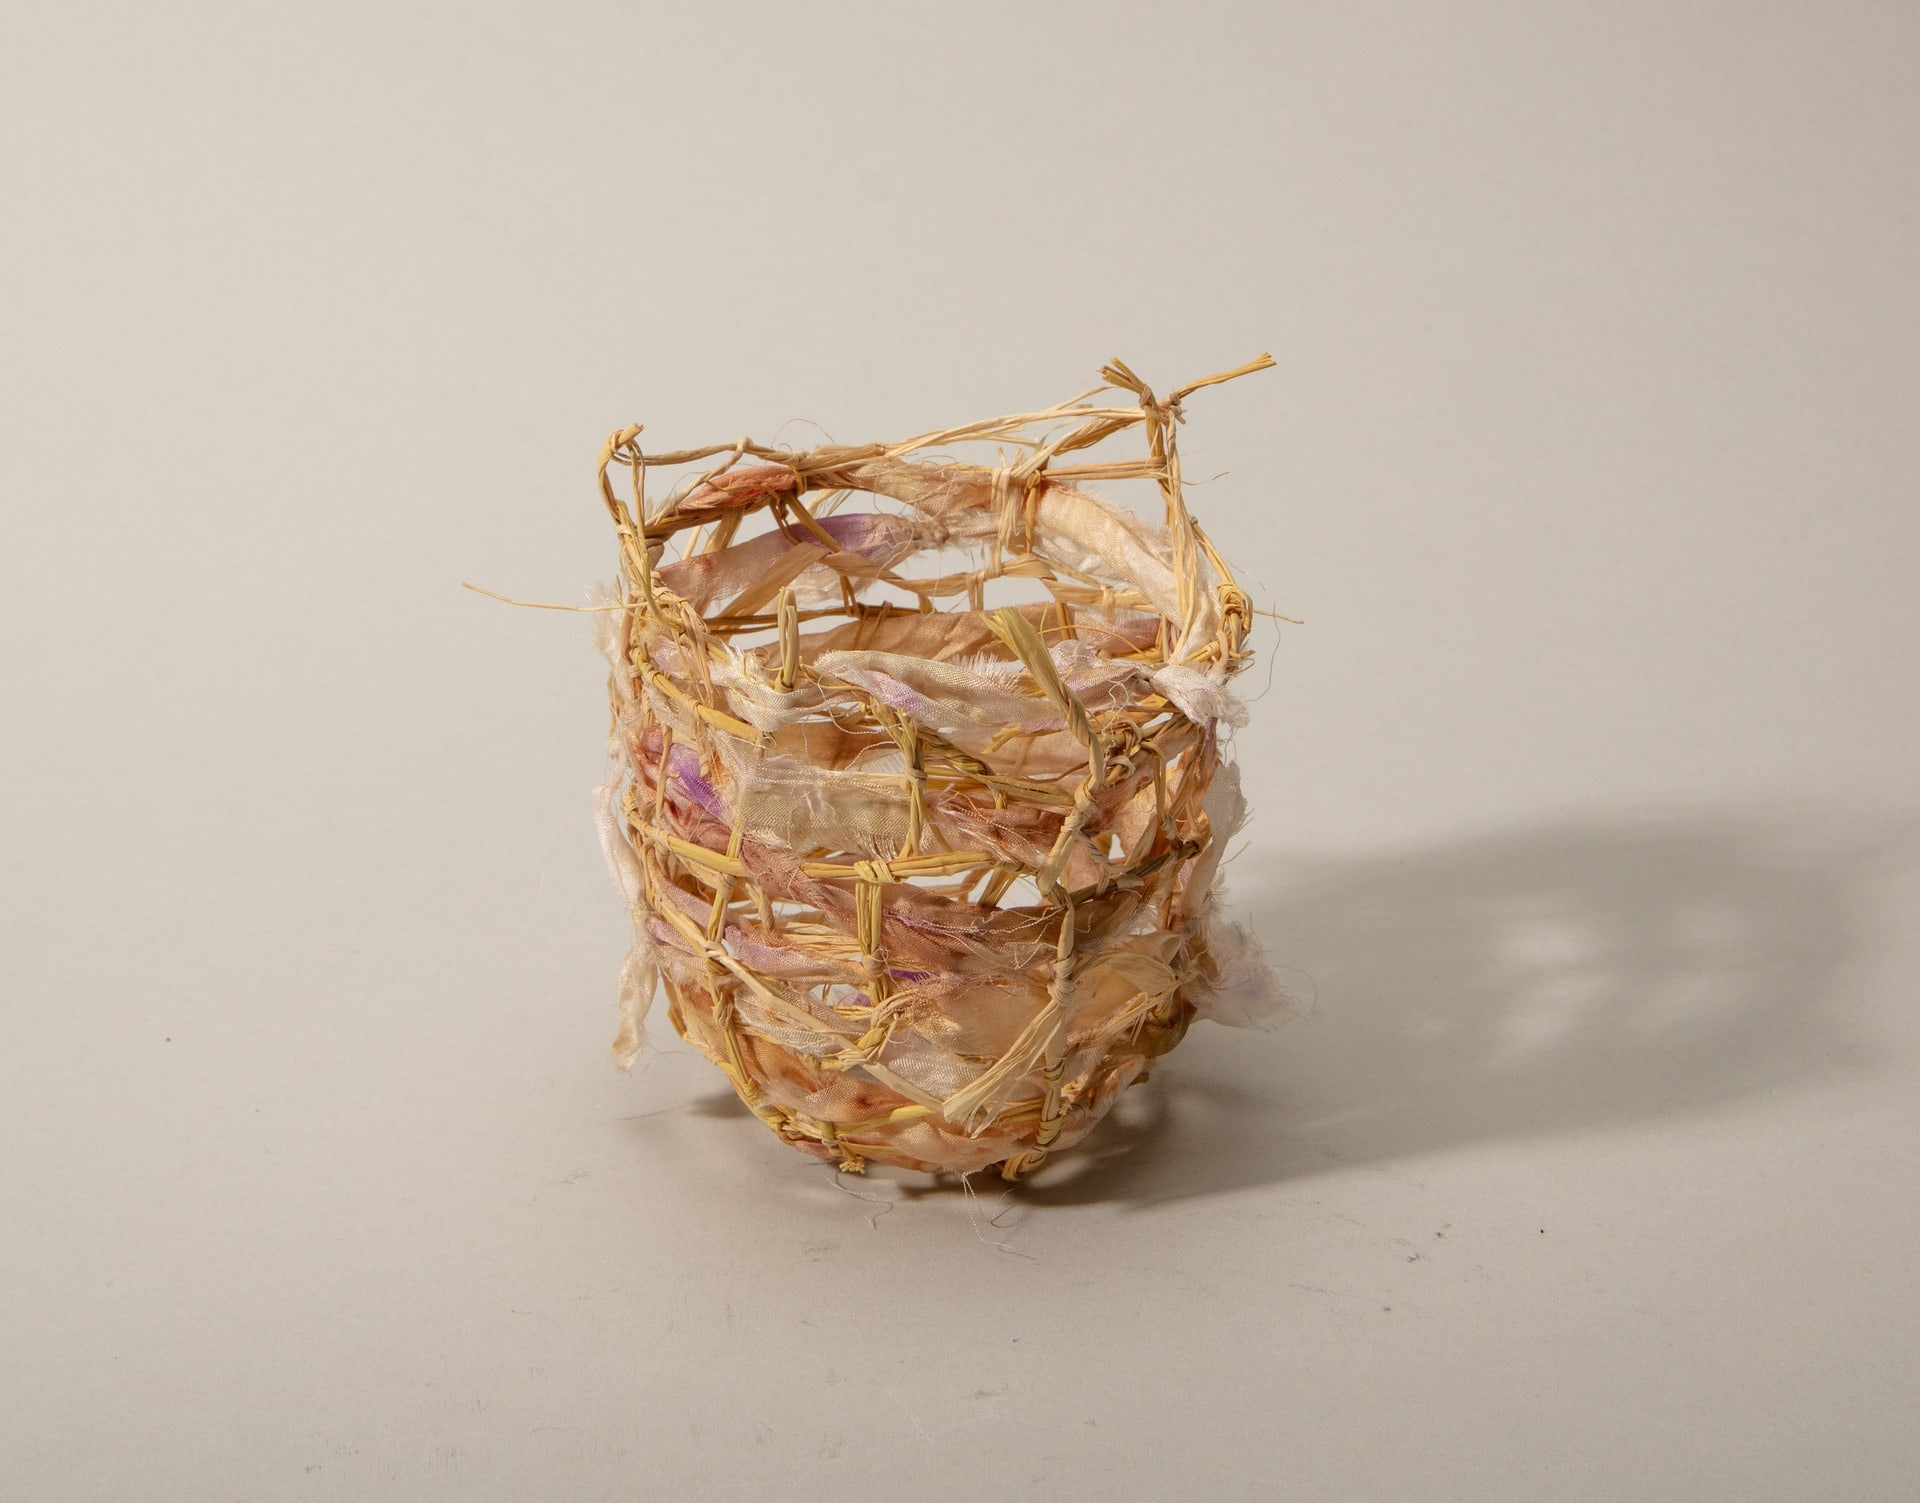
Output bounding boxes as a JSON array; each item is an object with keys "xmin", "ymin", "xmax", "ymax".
[{"xmin": 5, "ymin": 3, "xmax": 1919, "ymax": 1498}]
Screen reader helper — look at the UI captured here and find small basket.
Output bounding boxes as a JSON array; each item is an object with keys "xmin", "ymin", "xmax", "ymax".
[{"xmin": 595, "ymin": 357, "xmax": 1273, "ymax": 1178}]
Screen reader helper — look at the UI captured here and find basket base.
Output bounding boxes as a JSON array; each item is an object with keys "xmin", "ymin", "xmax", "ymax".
[{"xmin": 671, "ymin": 992, "xmax": 1197, "ymax": 1181}]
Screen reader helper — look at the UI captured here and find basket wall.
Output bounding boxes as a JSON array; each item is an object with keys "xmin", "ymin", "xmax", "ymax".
[{"xmin": 596, "ymin": 360, "xmax": 1269, "ymax": 1178}]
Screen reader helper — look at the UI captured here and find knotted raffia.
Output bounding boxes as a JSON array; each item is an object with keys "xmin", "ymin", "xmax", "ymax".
[{"xmin": 596, "ymin": 356, "xmax": 1273, "ymax": 1179}]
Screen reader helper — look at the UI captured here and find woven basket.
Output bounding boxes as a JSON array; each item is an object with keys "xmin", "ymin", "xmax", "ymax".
[{"xmin": 595, "ymin": 357, "xmax": 1272, "ymax": 1179}]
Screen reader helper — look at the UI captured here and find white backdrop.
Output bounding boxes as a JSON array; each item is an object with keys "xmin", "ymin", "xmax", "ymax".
[{"xmin": 5, "ymin": 3, "xmax": 1918, "ymax": 1498}]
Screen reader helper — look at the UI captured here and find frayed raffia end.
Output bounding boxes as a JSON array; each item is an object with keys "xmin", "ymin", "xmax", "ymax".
[
  {"xmin": 591, "ymin": 355, "xmax": 1283, "ymax": 1178},
  {"xmin": 1151, "ymin": 662, "xmax": 1249, "ymax": 729},
  {"xmin": 610, "ymin": 941, "xmax": 659, "ymax": 1069},
  {"xmin": 1182, "ymin": 760, "xmax": 1288, "ymax": 1028},
  {"xmin": 595, "ymin": 775, "xmax": 661, "ymax": 1068},
  {"xmin": 1190, "ymin": 910, "xmax": 1287, "ymax": 1030}
]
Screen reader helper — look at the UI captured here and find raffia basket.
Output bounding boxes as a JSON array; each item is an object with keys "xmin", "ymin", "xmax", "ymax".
[{"xmin": 595, "ymin": 357, "xmax": 1273, "ymax": 1179}]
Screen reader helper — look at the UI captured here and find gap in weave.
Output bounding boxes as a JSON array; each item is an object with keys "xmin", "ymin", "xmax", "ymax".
[
  {"xmin": 869, "ymin": 535, "xmax": 977, "ymax": 596},
  {"xmin": 993, "ymin": 874, "xmax": 1048, "ymax": 911},
  {"xmin": 721, "ymin": 623, "xmax": 785, "ymax": 655},
  {"xmin": 895, "ymin": 869, "xmax": 974, "ymax": 895},
  {"xmin": 850, "ymin": 569, "xmax": 1060, "ymax": 618},
  {"xmin": 817, "ymin": 982, "xmax": 867, "ymax": 1016}
]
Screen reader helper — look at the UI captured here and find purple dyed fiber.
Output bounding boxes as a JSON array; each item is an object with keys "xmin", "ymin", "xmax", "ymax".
[{"xmin": 665, "ymin": 742, "xmax": 726, "ymax": 820}]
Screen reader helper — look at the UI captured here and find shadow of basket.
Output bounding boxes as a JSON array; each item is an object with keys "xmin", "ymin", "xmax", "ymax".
[{"xmin": 1014, "ymin": 806, "xmax": 1904, "ymax": 1208}]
